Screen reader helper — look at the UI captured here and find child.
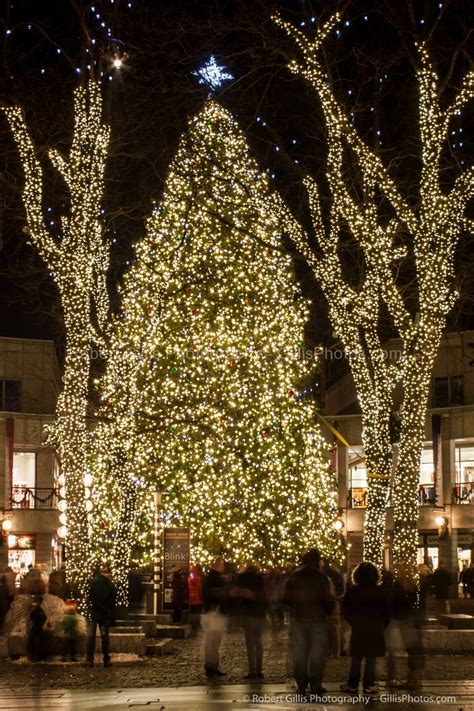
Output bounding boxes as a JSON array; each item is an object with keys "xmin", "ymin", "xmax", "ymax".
[
  {"xmin": 62, "ymin": 599, "xmax": 78, "ymax": 662},
  {"xmin": 340, "ymin": 562, "xmax": 390, "ymax": 696}
]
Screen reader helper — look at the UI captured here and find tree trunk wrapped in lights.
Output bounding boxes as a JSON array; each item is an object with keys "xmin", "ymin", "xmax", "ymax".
[
  {"xmin": 275, "ymin": 13, "xmax": 473, "ymax": 574},
  {"xmin": 93, "ymin": 99, "xmax": 344, "ymax": 577},
  {"xmin": 1, "ymin": 81, "xmax": 111, "ymax": 597}
]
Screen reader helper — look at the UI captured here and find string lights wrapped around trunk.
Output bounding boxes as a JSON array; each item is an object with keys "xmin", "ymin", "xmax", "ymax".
[
  {"xmin": 274, "ymin": 13, "xmax": 473, "ymax": 575},
  {"xmin": 2, "ymin": 80, "xmax": 111, "ymax": 599}
]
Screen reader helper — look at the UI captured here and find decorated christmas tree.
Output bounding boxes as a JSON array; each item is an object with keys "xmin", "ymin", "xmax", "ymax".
[{"xmin": 92, "ymin": 99, "xmax": 344, "ymax": 573}]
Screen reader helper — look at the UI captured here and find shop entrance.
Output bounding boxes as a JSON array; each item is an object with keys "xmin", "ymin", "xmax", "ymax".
[{"xmin": 8, "ymin": 533, "xmax": 36, "ymax": 580}]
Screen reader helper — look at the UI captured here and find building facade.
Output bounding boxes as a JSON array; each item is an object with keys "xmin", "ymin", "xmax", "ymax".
[
  {"xmin": 0, "ymin": 337, "xmax": 60, "ymax": 575},
  {"xmin": 323, "ymin": 331, "xmax": 474, "ymax": 585}
]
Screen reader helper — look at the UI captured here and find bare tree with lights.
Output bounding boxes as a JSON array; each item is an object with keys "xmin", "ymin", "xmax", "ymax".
[
  {"xmin": 275, "ymin": 13, "xmax": 473, "ymax": 574},
  {"xmin": 1, "ymin": 80, "xmax": 110, "ymax": 596}
]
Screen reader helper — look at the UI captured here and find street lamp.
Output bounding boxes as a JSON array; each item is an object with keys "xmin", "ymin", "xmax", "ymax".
[
  {"xmin": 434, "ymin": 514, "xmax": 448, "ymax": 539},
  {"xmin": 2, "ymin": 518, "xmax": 13, "ymax": 532}
]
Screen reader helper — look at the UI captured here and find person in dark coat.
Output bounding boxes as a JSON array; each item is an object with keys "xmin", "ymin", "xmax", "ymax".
[
  {"xmin": 282, "ymin": 548, "xmax": 335, "ymax": 698},
  {"xmin": 321, "ymin": 559, "xmax": 345, "ymax": 597},
  {"xmin": 3, "ymin": 566, "xmax": 17, "ymax": 606},
  {"xmin": 171, "ymin": 567, "xmax": 188, "ymax": 623},
  {"xmin": 27, "ymin": 595, "xmax": 47, "ymax": 661},
  {"xmin": 340, "ymin": 561, "xmax": 390, "ymax": 694},
  {"xmin": 264, "ymin": 568, "xmax": 285, "ymax": 634},
  {"xmin": 202, "ymin": 556, "xmax": 228, "ymax": 678},
  {"xmin": 85, "ymin": 565, "xmax": 117, "ymax": 667},
  {"xmin": 236, "ymin": 562, "xmax": 267, "ymax": 679},
  {"xmin": 48, "ymin": 567, "xmax": 67, "ymax": 599},
  {"xmin": 460, "ymin": 563, "xmax": 474, "ymax": 598},
  {"xmin": 431, "ymin": 563, "xmax": 451, "ymax": 612}
]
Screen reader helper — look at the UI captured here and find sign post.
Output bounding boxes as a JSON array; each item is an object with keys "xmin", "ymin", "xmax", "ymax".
[{"xmin": 162, "ymin": 527, "xmax": 190, "ymax": 610}]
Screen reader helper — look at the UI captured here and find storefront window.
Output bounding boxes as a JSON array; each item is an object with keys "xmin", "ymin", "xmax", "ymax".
[
  {"xmin": 8, "ymin": 534, "xmax": 36, "ymax": 577},
  {"xmin": 453, "ymin": 443, "xmax": 474, "ymax": 504},
  {"xmin": 348, "ymin": 447, "xmax": 368, "ymax": 508}
]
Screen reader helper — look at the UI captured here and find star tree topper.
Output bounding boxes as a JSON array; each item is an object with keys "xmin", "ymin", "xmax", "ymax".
[{"xmin": 193, "ymin": 56, "xmax": 233, "ymax": 91}]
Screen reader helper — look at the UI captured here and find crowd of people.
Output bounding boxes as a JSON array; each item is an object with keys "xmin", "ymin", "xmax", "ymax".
[
  {"xmin": 0, "ymin": 553, "xmax": 472, "ymax": 696},
  {"xmin": 0, "ymin": 563, "xmax": 116, "ymax": 666},
  {"xmin": 196, "ymin": 549, "xmax": 433, "ymax": 698}
]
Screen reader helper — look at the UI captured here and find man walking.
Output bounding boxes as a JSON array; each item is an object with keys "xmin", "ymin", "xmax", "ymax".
[
  {"xmin": 283, "ymin": 548, "xmax": 335, "ymax": 698},
  {"xmin": 85, "ymin": 565, "xmax": 117, "ymax": 667},
  {"xmin": 202, "ymin": 556, "xmax": 228, "ymax": 678}
]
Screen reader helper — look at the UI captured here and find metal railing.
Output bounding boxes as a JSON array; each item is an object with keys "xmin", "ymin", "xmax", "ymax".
[
  {"xmin": 418, "ymin": 484, "xmax": 437, "ymax": 506},
  {"xmin": 452, "ymin": 482, "xmax": 474, "ymax": 505},
  {"xmin": 348, "ymin": 487, "xmax": 368, "ymax": 508},
  {"xmin": 11, "ymin": 486, "xmax": 58, "ymax": 510}
]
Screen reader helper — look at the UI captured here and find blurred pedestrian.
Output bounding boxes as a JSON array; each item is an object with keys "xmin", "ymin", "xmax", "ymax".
[
  {"xmin": 340, "ymin": 561, "xmax": 390, "ymax": 696},
  {"xmin": 461, "ymin": 563, "xmax": 474, "ymax": 598},
  {"xmin": 321, "ymin": 558, "xmax": 344, "ymax": 597},
  {"xmin": 392, "ymin": 564, "xmax": 426, "ymax": 690},
  {"xmin": 265, "ymin": 568, "xmax": 285, "ymax": 634},
  {"xmin": 85, "ymin": 565, "xmax": 117, "ymax": 668},
  {"xmin": 382, "ymin": 569, "xmax": 404, "ymax": 687},
  {"xmin": 3, "ymin": 566, "xmax": 17, "ymax": 605},
  {"xmin": 236, "ymin": 562, "xmax": 267, "ymax": 680},
  {"xmin": 23, "ymin": 565, "xmax": 47, "ymax": 596},
  {"xmin": 431, "ymin": 562, "xmax": 452, "ymax": 613},
  {"xmin": 202, "ymin": 556, "xmax": 228, "ymax": 678},
  {"xmin": 188, "ymin": 564, "xmax": 203, "ymax": 630},
  {"xmin": 283, "ymin": 548, "xmax": 335, "ymax": 698},
  {"xmin": 49, "ymin": 566, "xmax": 67, "ymax": 599},
  {"xmin": 321, "ymin": 559, "xmax": 344, "ymax": 658},
  {"xmin": 127, "ymin": 570, "xmax": 143, "ymax": 613},
  {"xmin": 27, "ymin": 595, "xmax": 47, "ymax": 662}
]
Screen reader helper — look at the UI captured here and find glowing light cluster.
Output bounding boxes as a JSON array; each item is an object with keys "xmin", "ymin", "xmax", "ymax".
[
  {"xmin": 274, "ymin": 14, "xmax": 473, "ymax": 575},
  {"xmin": 2, "ymin": 80, "xmax": 111, "ymax": 598},
  {"xmin": 193, "ymin": 56, "xmax": 234, "ymax": 91},
  {"xmin": 92, "ymin": 100, "xmax": 344, "ymax": 590}
]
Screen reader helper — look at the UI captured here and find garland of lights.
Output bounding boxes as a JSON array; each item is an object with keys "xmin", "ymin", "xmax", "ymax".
[
  {"xmin": 92, "ymin": 99, "xmax": 345, "ymax": 591},
  {"xmin": 2, "ymin": 80, "xmax": 111, "ymax": 599},
  {"xmin": 274, "ymin": 13, "xmax": 473, "ymax": 576}
]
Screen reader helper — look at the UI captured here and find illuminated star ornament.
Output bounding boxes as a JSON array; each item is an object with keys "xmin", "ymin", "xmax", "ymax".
[{"xmin": 193, "ymin": 56, "xmax": 233, "ymax": 91}]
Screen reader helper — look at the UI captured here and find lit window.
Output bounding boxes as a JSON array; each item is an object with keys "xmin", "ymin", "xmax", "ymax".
[
  {"xmin": 348, "ymin": 447, "xmax": 367, "ymax": 508},
  {"xmin": 454, "ymin": 443, "xmax": 474, "ymax": 504}
]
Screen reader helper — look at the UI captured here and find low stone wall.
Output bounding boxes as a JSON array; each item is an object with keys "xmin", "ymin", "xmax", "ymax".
[{"xmin": 423, "ymin": 629, "xmax": 474, "ymax": 652}]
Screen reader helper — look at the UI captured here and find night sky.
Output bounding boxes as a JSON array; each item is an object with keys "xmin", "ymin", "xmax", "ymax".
[{"xmin": 0, "ymin": 0, "xmax": 472, "ymax": 374}]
